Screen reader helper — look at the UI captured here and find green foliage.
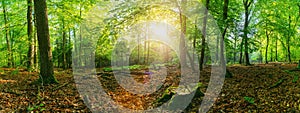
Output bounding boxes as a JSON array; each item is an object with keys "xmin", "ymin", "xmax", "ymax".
[
  {"xmin": 27, "ymin": 103, "xmax": 46, "ymax": 112},
  {"xmin": 284, "ymin": 70, "xmax": 292, "ymax": 74},
  {"xmin": 269, "ymin": 78, "xmax": 285, "ymax": 89},
  {"xmin": 154, "ymin": 86, "xmax": 177, "ymax": 105},
  {"xmin": 103, "ymin": 65, "xmax": 147, "ymax": 72},
  {"xmin": 10, "ymin": 68, "xmax": 19, "ymax": 76},
  {"xmin": 292, "ymin": 75, "xmax": 298, "ymax": 83},
  {"xmin": 244, "ymin": 96, "xmax": 255, "ymax": 104},
  {"xmin": 103, "ymin": 67, "xmax": 113, "ymax": 72},
  {"xmin": 129, "ymin": 65, "xmax": 143, "ymax": 70},
  {"xmin": 285, "ymin": 70, "xmax": 299, "ymax": 83}
]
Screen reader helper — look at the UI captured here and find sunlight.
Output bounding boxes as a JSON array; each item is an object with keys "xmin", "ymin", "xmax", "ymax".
[{"xmin": 148, "ymin": 22, "xmax": 169, "ymax": 40}]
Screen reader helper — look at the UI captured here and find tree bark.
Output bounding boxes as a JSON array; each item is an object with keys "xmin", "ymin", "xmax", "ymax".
[
  {"xmin": 33, "ymin": 12, "xmax": 38, "ymax": 71},
  {"xmin": 239, "ymin": 38, "xmax": 244, "ymax": 64},
  {"xmin": 265, "ymin": 29, "xmax": 269, "ymax": 64},
  {"xmin": 27, "ymin": 0, "xmax": 35, "ymax": 71},
  {"xmin": 2, "ymin": 0, "xmax": 12, "ymax": 67},
  {"xmin": 34, "ymin": 0, "xmax": 58, "ymax": 84},
  {"xmin": 68, "ymin": 28, "xmax": 72, "ymax": 68},
  {"xmin": 62, "ymin": 19, "xmax": 67, "ymax": 69},
  {"xmin": 243, "ymin": 0, "xmax": 252, "ymax": 66},
  {"xmin": 287, "ymin": 15, "xmax": 292, "ymax": 63},
  {"xmin": 137, "ymin": 34, "xmax": 140, "ymax": 65},
  {"xmin": 199, "ymin": 0, "xmax": 209, "ymax": 70},
  {"xmin": 275, "ymin": 36, "xmax": 278, "ymax": 61},
  {"xmin": 220, "ymin": 0, "xmax": 229, "ymax": 69},
  {"xmin": 179, "ymin": 0, "xmax": 187, "ymax": 67}
]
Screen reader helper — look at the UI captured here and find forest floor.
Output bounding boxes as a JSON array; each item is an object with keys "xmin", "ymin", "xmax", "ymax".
[{"xmin": 0, "ymin": 63, "xmax": 300, "ymax": 112}]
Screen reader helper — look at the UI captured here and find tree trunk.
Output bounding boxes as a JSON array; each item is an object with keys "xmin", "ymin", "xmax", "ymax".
[
  {"xmin": 287, "ymin": 15, "xmax": 292, "ymax": 63},
  {"xmin": 27, "ymin": 0, "xmax": 35, "ymax": 71},
  {"xmin": 220, "ymin": 0, "xmax": 229, "ymax": 69},
  {"xmin": 179, "ymin": 0, "xmax": 187, "ymax": 67},
  {"xmin": 11, "ymin": 30, "xmax": 15, "ymax": 67},
  {"xmin": 265, "ymin": 29, "xmax": 269, "ymax": 64},
  {"xmin": 34, "ymin": 12, "xmax": 38, "ymax": 71},
  {"xmin": 147, "ymin": 41, "xmax": 150, "ymax": 65},
  {"xmin": 78, "ymin": 3, "xmax": 83, "ymax": 67},
  {"xmin": 233, "ymin": 35, "xmax": 237, "ymax": 63},
  {"xmin": 145, "ymin": 23, "xmax": 148, "ymax": 65},
  {"xmin": 192, "ymin": 20, "xmax": 197, "ymax": 71},
  {"xmin": 68, "ymin": 28, "xmax": 72, "ymax": 68},
  {"xmin": 73, "ymin": 27, "xmax": 78, "ymax": 67},
  {"xmin": 2, "ymin": 0, "xmax": 12, "ymax": 67},
  {"xmin": 275, "ymin": 36, "xmax": 278, "ymax": 61},
  {"xmin": 239, "ymin": 38, "xmax": 244, "ymax": 64},
  {"xmin": 62, "ymin": 19, "xmax": 67, "ymax": 69},
  {"xmin": 200, "ymin": 0, "xmax": 209, "ymax": 70},
  {"xmin": 34, "ymin": 0, "xmax": 58, "ymax": 84},
  {"xmin": 137, "ymin": 34, "xmax": 140, "ymax": 65},
  {"xmin": 243, "ymin": 0, "xmax": 252, "ymax": 66}
]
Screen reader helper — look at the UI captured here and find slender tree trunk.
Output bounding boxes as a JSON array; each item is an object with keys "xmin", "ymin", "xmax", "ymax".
[
  {"xmin": 144, "ymin": 23, "xmax": 148, "ymax": 65},
  {"xmin": 200, "ymin": 0, "xmax": 209, "ymax": 70},
  {"xmin": 147, "ymin": 41, "xmax": 150, "ymax": 65},
  {"xmin": 265, "ymin": 29, "xmax": 269, "ymax": 64},
  {"xmin": 144, "ymin": 37, "xmax": 147, "ymax": 65},
  {"xmin": 220, "ymin": 0, "xmax": 229, "ymax": 69},
  {"xmin": 73, "ymin": 27, "xmax": 78, "ymax": 67},
  {"xmin": 192, "ymin": 20, "xmax": 197, "ymax": 70},
  {"xmin": 11, "ymin": 30, "xmax": 15, "ymax": 67},
  {"xmin": 239, "ymin": 38, "xmax": 244, "ymax": 64},
  {"xmin": 233, "ymin": 35, "xmax": 237, "ymax": 63},
  {"xmin": 2, "ymin": 0, "xmax": 12, "ymax": 67},
  {"xmin": 216, "ymin": 37, "xmax": 219, "ymax": 64},
  {"xmin": 33, "ymin": 12, "xmax": 38, "ymax": 71},
  {"xmin": 137, "ymin": 34, "xmax": 140, "ymax": 65},
  {"xmin": 68, "ymin": 28, "xmax": 72, "ymax": 68},
  {"xmin": 179, "ymin": 0, "xmax": 187, "ymax": 67},
  {"xmin": 287, "ymin": 15, "xmax": 292, "ymax": 63},
  {"xmin": 34, "ymin": 0, "xmax": 58, "ymax": 84},
  {"xmin": 62, "ymin": 19, "xmax": 67, "ymax": 69},
  {"xmin": 27, "ymin": 0, "xmax": 35, "ymax": 71},
  {"xmin": 79, "ymin": 3, "xmax": 83, "ymax": 67},
  {"xmin": 270, "ymin": 47, "xmax": 273, "ymax": 62},
  {"xmin": 243, "ymin": 0, "xmax": 253, "ymax": 66},
  {"xmin": 55, "ymin": 39, "xmax": 60, "ymax": 68},
  {"xmin": 275, "ymin": 36, "xmax": 278, "ymax": 61}
]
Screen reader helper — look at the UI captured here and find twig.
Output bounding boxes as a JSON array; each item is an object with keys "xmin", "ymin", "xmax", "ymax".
[{"xmin": 52, "ymin": 81, "xmax": 72, "ymax": 91}]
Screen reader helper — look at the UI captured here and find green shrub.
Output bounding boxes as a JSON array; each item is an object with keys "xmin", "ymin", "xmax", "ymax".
[
  {"xmin": 129, "ymin": 65, "xmax": 142, "ymax": 70},
  {"xmin": 103, "ymin": 67, "xmax": 113, "ymax": 72}
]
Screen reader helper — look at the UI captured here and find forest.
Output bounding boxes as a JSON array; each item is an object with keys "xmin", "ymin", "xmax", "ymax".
[{"xmin": 0, "ymin": 0, "xmax": 300, "ymax": 112}]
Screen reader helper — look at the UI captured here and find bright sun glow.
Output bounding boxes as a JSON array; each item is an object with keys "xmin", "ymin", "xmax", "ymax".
[{"xmin": 148, "ymin": 22, "xmax": 169, "ymax": 39}]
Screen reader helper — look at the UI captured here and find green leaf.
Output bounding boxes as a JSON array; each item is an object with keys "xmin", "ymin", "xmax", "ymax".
[
  {"xmin": 27, "ymin": 106, "xmax": 35, "ymax": 111},
  {"xmin": 244, "ymin": 96, "xmax": 255, "ymax": 104},
  {"xmin": 39, "ymin": 103, "xmax": 45, "ymax": 107}
]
